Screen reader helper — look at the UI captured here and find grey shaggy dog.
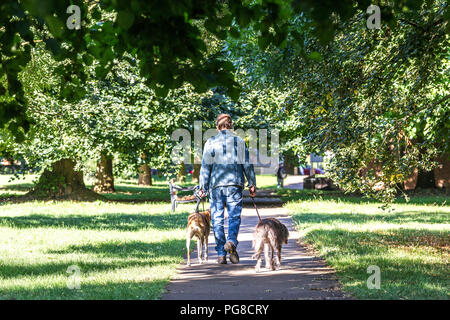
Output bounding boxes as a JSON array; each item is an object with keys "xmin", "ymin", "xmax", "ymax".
[{"xmin": 252, "ymin": 218, "xmax": 289, "ymax": 272}]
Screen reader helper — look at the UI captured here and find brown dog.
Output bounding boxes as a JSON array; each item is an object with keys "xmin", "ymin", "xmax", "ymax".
[
  {"xmin": 186, "ymin": 210, "xmax": 211, "ymax": 266},
  {"xmin": 252, "ymin": 218, "xmax": 289, "ymax": 272}
]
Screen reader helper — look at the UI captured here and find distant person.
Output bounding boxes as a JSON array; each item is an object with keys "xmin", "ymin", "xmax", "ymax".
[
  {"xmin": 277, "ymin": 162, "xmax": 287, "ymax": 188},
  {"xmin": 199, "ymin": 114, "xmax": 256, "ymax": 264}
]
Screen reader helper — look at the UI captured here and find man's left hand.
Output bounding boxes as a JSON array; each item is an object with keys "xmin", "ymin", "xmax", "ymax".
[{"xmin": 198, "ymin": 188, "xmax": 207, "ymax": 198}]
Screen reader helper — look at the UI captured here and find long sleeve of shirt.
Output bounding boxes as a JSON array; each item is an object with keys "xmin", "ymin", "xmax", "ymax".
[
  {"xmin": 242, "ymin": 141, "xmax": 256, "ymax": 188},
  {"xmin": 199, "ymin": 139, "xmax": 213, "ymax": 193}
]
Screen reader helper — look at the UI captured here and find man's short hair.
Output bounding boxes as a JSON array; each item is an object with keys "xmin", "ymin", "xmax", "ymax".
[{"xmin": 216, "ymin": 114, "xmax": 233, "ymax": 130}]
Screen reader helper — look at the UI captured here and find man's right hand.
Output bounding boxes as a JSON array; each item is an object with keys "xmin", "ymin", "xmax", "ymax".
[{"xmin": 249, "ymin": 185, "xmax": 256, "ymax": 198}]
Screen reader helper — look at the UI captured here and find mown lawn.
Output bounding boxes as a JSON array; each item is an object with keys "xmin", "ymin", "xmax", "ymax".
[
  {"xmin": 0, "ymin": 174, "xmax": 36, "ymax": 197},
  {"xmin": 0, "ymin": 173, "xmax": 276, "ymax": 300},
  {"xmin": 286, "ymin": 194, "xmax": 450, "ymax": 299},
  {"xmin": 0, "ymin": 200, "xmax": 197, "ymax": 299},
  {"xmin": 6, "ymin": 173, "xmax": 447, "ymax": 300}
]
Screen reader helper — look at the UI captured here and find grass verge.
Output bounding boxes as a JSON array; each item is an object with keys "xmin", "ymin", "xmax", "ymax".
[
  {"xmin": 0, "ymin": 200, "xmax": 197, "ymax": 299},
  {"xmin": 286, "ymin": 196, "xmax": 449, "ymax": 299}
]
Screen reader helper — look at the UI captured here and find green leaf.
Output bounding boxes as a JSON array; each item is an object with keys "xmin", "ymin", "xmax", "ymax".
[
  {"xmin": 45, "ymin": 15, "xmax": 65, "ymax": 38},
  {"xmin": 117, "ymin": 11, "xmax": 135, "ymax": 30},
  {"xmin": 309, "ymin": 51, "xmax": 322, "ymax": 61},
  {"xmin": 44, "ymin": 38, "xmax": 61, "ymax": 56}
]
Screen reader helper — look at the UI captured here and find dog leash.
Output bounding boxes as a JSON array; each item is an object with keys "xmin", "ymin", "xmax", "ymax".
[{"xmin": 251, "ymin": 197, "xmax": 262, "ymax": 222}]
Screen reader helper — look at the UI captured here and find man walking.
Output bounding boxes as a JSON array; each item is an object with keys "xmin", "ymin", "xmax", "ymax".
[{"xmin": 199, "ymin": 114, "xmax": 256, "ymax": 264}]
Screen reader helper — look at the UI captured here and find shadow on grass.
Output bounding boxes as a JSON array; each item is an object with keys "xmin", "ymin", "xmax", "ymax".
[
  {"xmin": 0, "ymin": 180, "xmax": 32, "ymax": 201},
  {"xmin": 280, "ymin": 189, "xmax": 450, "ymax": 206},
  {"xmin": 102, "ymin": 185, "xmax": 169, "ymax": 202},
  {"xmin": 48, "ymin": 239, "xmax": 185, "ymax": 259},
  {"xmin": 0, "ymin": 182, "xmax": 34, "ymax": 192},
  {"xmin": 0, "ymin": 211, "xmax": 189, "ymax": 231},
  {"xmin": 0, "ymin": 239, "xmax": 186, "ymax": 280},
  {"xmin": 0, "ymin": 193, "xmax": 22, "ymax": 201},
  {"xmin": 0, "ymin": 279, "xmax": 169, "ymax": 300},
  {"xmin": 296, "ymin": 227, "xmax": 449, "ymax": 299},
  {"xmin": 292, "ymin": 211, "xmax": 449, "ymax": 225}
]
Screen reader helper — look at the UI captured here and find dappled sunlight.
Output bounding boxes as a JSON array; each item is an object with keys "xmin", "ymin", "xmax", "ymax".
[
  {"xmin": 0, "ymin": 198, "xmax": 194, "ymax": 299},
  {"xmin": 1, "ymin": 271, "xmax": 172, "ymax": 300},
  {"xmin": 288, "ymin": 198, "xmax": 449, "ymax": 299},
  {"xmin": 0, "ymin": 211, "xmax": 189, "ymax": 231}
]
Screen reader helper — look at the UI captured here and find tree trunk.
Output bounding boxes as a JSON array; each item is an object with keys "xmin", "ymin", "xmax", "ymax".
[
  {"xmin": 138, "ymin": 164, "xmax": 152, "ymax": 186},
  {"xmin": 93, "ymin": 154, "xmax": 115, "ymax": 193},
  {"xmin": 177, "ymin": 162, "xmax": 186, "ymax": 183},
  {"xmin": 192, "ymin": 163, "xmax": 201, "ymax": 184},
  {"xmin": 409, "ymin": 136, "xmax": 435, "ymax": 189},
  {"xmin": 403, "ymin": 168, "xmax": 418, "ymax": 190},
  {"xmin": 416, "ymin": 167, "xmax": 435, "ymax": 189},
  {"xmin": 434, "ymin": 154, "xmax": 450, "ymax": 188},
  {"xmin": 284, "ymin": 153, "xmax": 297, "ymax": 175},
  {"xmin": 26, "ymin": 159, "xmax": 103, "ymax": 200}
]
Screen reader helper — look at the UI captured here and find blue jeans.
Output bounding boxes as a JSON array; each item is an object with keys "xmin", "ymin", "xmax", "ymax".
[{"xmin": 210, "ymin": 186, "xmax": 243, "ymax": 257}]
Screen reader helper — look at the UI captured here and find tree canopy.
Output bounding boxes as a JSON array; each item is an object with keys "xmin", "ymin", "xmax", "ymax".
[
  {"xmin": 2, "ymin": 0, "xmax": 444, "ymax": 137},
  {"xmin": 0, "ymin": 0, "xmax": 448, "ymax": 202},
  {"xmin": 223, "ymin": 0, "xmax": 449, "ymax": 201}
]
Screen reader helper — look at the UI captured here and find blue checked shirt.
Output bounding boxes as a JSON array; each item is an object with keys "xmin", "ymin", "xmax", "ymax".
[{"xmin": 200, "ymin": 130, "xmax": 256, "ymax": 193}]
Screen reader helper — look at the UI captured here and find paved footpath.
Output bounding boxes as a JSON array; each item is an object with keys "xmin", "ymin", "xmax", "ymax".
[
  {"xmin": 283, "ymin": 175, "xmax": 305, "ymax": 190},
  {"xmin": 163, "ymin": 205, "xmax": 350, "ymax": 300}
]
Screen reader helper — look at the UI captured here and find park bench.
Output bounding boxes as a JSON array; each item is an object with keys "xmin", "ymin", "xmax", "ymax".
[{"xmin": 169, "ymin": 179, "xmax": 202, "ymax": 213}]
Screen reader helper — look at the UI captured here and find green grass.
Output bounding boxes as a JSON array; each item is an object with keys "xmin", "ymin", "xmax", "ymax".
[
  {"xmin": 254, "ymin": 174, "xmax": 278, "ymax": 189},
  {"xmin": 0, "ymin": 173, "xmax": 277, "ymax": 300},
  {"xmin": 277, "ymin": 188, "xmax": 449, "ymax": 205},
  {"xmin": 286, "ymin": 196, "xmax": 450, "ymax": 299},
  {"xmin": 7, "ymin": 173, "xmax": 447, "ymax": 299},
  {"xmin": 0, "ymin": 200, "xmax": 198, "ymax": 299},
  {"xmin": 0, "ymin": 174, "xmax": 37, "ymax": 197},
  {"xmin": 98, "ymin": 178, "xmax": 179, "ymax": 202}
]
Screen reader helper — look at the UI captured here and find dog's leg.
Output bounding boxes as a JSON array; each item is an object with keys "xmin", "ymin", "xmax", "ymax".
[
  {"xmin": 255, "ymin": 255, "xmax": 262, "ymax": 273},
  {"xmin": 275, "ymin": 244, "xmax": 282, "ymax": 269},
  {"xmin": 186, "ymin": 232, "xmax": 191, "ymax": 266},
  {"xmin": 270, "ymin": 244, "xmax": 275, "ymax": 270},
  {"xmin": 204, "ymin": 234, "xmax": 209, "ymax": 261},
  {"xmin": 200, "ymin": 236, "xmax": 205, "ymax": 263},
  {"xmin": 268, "ymin": 236, "xmax": 281, "ymax": 270},
  {"xmin": 253, "ymin": 237, "xmax": 263, "ymax": 272},
  {"xmin": 264, "ymin": 243, "xmax": 274, "ymax": 270},
  {"xmin": 197, "ymin": 238, "xmax": 203, "ymax": 264}
]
